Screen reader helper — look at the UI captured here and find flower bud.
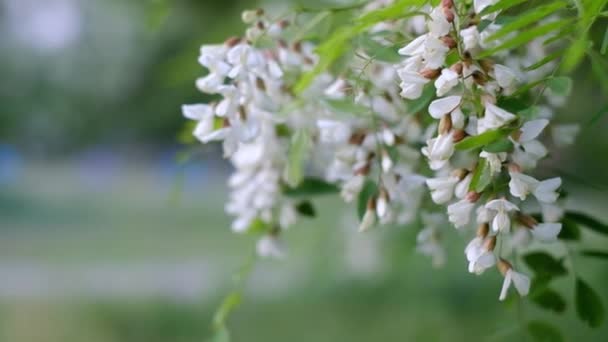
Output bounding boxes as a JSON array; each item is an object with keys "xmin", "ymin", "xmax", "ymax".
[
  {"xmin": 477, "ymin": 223, "xmax": 489, "ymax": 238},
  {"xmin": 443, "ymin": 8, "xmax": 455, "ymax": 23},
  {"xmin": 349, "ymin": 132, "xmax": 366, "ymax": 145},
  {"xmin": 359, "ymin": 197, "xmax": 377, "ymax": 232},
  {"xmin": 441, "ymin": 0, "xmax": 454, "ymax": 8},
  {"xmin": 451, "ymin": 168, "xmax": 468, "ymax": 180},
  {"xmin": 279, "ymin": 20, "xmax": 290, "ymax": 29},
  {"xmin": 452, "ymin": 129, "xmax": 466, "ymax": 142},
  {"xmin": 241, "ymin": 10, "xmax": 257, "ymax": 24},
  {"xmin": 420, "ymin": 68, "xmax": 441, "ymax": 79},
  {"xmin": 518, "ymin": 214, "xmax": 538, "ymax": 229},
  {"xmin": 483, "ymin": 236, "xmax": 497, "ymax": 251},
  {"xmin": 376, "ymin": 188, "xmax": 390, "ymax": 218},
  {"xmin": 480, "ymin": 59, "xmax": 494, "ymax": 73},
  {"xmin": 450, "ymin": 62, "xmax": 463, "ymax": 75},
  {"xmin": 439, "ymin": 114, "xmax": 453, "ymax": 135},
  {"xmin": 508, "ymin": 163, "xmax": 522, "ymax": 173},
  {"xmin": 225, "ymin": 36, "xmax": 242, "ymax": 47},
  {"xmin": 472, "ymin": 70, "xmax": 487, "ymax": 85},
  {"xmin": 441, "ymin": 36, "xmax": 457, "ymax": 49},
  {"xmin": 465, "ymin": 191, "xmax": 481, "ymax": 203},
  {"xmin": 354, "ymin": 163, "xmax": 371, "ymax": 176},
  {"xmin": 497, "ymin": 258, "xmax": 512, "ymax": 276}
]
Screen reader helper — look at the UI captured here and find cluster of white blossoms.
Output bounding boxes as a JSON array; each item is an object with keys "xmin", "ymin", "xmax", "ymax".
[{"xmin": 183, "ymin": 0, "xmax": 579, "ymax": 301}]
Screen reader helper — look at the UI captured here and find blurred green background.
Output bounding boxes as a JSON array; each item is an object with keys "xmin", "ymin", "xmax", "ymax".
[{"xmin": 0, "ymin": 0, "xmax": 607, "ymax": 341}]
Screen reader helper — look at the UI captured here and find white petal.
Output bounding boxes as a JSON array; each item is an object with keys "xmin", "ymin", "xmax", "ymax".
[
  {"xmin": 519, "ymin": 119, "xmax": 549, "ymax": 142},
  {"xmin": 510, "ymin": 271, "xmax": 530, "ymax": 297},
  {"xmin": 499, "ymin": 271, "xmax": 512, "ymax": 301},
  {"xmin": 534, "ymin": 177, "xmax": 561, "ymax": 203},
  {"xmin": 428, "ymin": 96, "xmax": 462, "ymax": 119},
  {"xmin": 532, "ymin": 223, "xmax": 562, "ymax": 242}
]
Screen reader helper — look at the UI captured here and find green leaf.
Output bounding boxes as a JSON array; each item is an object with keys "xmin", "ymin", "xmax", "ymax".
[
  {"xmin": 546, "ymin": 76, "xmax": 573, "ymax": 97},
  {"xmin": 576, "ymin": 277, "xmax": 605, "ymax": 328},
  {"xmin": 564, "ymin": 211, "xmax": 608, "ymax": 236},
  {"xmin": 455, "ymin": 128, "xmax": 511, "ymax": 151},
  {"xmin": 483, "ymin": 139, "xmax": 514, "ymax": 153},
  {"xmin": 283, "ymin": 178, "xmax": 339, "ymax": 197},
  {"xmin": 527, "ymin": 321, "xmax": 564, "ymax": 342},
  {"xmin": 518, "ymin": 106, "xmax": 540, "ymax": 120},
  {"xmin": 558, "ymin": 217, "xmax": 581, "ymax": 240},
  {"xmin": 469, "ymin": 159, "xmax": 492, "ymax": 193},
  {"xmin": 406, "ymin": 84, "xmax": 435, "ymax": 114},
  {"xmin": 357, "ymin": 35, "xmax": 401, "ymax": 63},
  {"xmin": 285, "ymin": 129, "xmax": 311, "ymax": 187},
  {"xmin": 295, "ymin": 200, "xmax": 316, "ymax": 217},
  {"xmin": 561, "ymin": 37, "xmax": 590, "ymax": 73},
  {"xmin": 210, "ymin": 325, "xmax": 231, "ymax": 342},
  {"xmin": 479, "ymin": 0, "xmax": 527, "ymax": 16},
  {"xmin": 485, "ymin": 1, "xmax": 568, "ymax": 42},
  {"xmin": 524, "ymin": 51, "xmax": 562, "ymax": 71},
  {"xmin": 531, "ymin": 287, "xmax": 567, "ymax": 313},
  {"xmin": 580, "ymin": 250, "xmax": 608, "ymax": 259},
  {"xmin": 246, "ymin": 218, "xmax": 271, "ymax": 234},
  {"xmin": 357, "ymin": 179, "xmax": 377, "ymax": 220},
  {"xmin": 601, "ymin": 25, "xmax": 608, "ymax": 55},
  {"xmin": 478, "ymin": 19, "xmax": 571, "ymax": 58},
  {"xmin": 523, "ymin": 252, "xmax": 567, "ymax": 279},
  {"xmin": 323, "ymin": 98, "xmax": 371, "ymax": 116},
  {"xmin": 213, "ymin": 292, "xmax": 242, "ymax": 329}
]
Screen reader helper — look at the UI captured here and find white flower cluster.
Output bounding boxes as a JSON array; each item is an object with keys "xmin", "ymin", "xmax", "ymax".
[{"xmin": 182, "ymin": 1, "xmax": 579, "ymax": 301}]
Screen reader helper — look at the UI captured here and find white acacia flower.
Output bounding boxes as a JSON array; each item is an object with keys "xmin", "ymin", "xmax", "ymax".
[
  {"xmin": 429, "ymin": 96, "xmax": 462, "ymax": 119},
  {"xmin": 182, "ymin": 104, "xmax": 215, "ymax": 141},
  {"xmin": 493, "ymin": 64, "xmax": 518, "ymax": 93},
  {"xmin": 359, "ymin": 205, "xmax": 377, "ymax": 232},
  {"xmin": 518, "ymin": 119, "xmax": 549, "ymax": 142},
  {"xmin": 478, "ymin": 103, "xmax": 517, "ymax": 133},
  {"xmin": 552, "ymin": 124, "xmax": 580, "ymax": 147},
  {"xmin": 476, "ymin": 205, "xmax": 495, "ymax": 224},
  {"xmin": 435, "ymin": 69, "xmax": 460, "ymax": 96},
  {"xmin": 508, "ymin": 171, "xmax": 539, "ymax": 200},
  {"xmin": 341, "ymin": 175, "xmax": 365, "ymax": 203},
  {"xmin": 485, "ymin": 199, "xmax": 519, "ymax": 232},
  {"xmin": 498, "ymin": 261, "xmax": 530, "ymax": 301},
  {"xmin": 426, "ymin": 175, "xmax": 459, "ymax": 204},
  {"xmin": 317, "ymin": 119, "xmax": 352, "ymax": 144},
  {"xmin": 422, "ymin": 132, "xmax": 455, "ymax": 170},
  {"xmin": 451, "ymin": 107, "xmax": 466, "ymax": 129},
  {"xmin": 257, "ymin": 235, "xmax": 286, "ymax": 259},
  {"xmin": 534, "ymin": 177, "xmax": 561, "ymax": 203},
  {"xmin": 428, "ymin": 7, "xmax": 451, "ymax": 37},
  {"xmin": 398, "ymin": 35, "xmax": 427, "ymax": 56},
  {"xmin": 469, "ymin": 249, "xmax": 496, "ymax": 275},
  {"xmin": 447, "ymin": 199, "xmax": 475, "ymax": 228},
  {"xmin": 454, "ymin": 173, "xmax": 473, "ymax": 199},
  {"xmin": 480, "ymin": 151, "xmax": 506, "ymax": 175},
  {"xmin": 474, "ymin": 0, "xmax": 500, "ymax": 14},
  {"xmin": 541, "ymin": 203, "xmax": 564, "ymax": 222},
  {"xmin": 460, "ymin": 26, "xmax": 480, "ymax": 51},
  {"xmin": 423, "ymin": 36, "xmax": 450, "ymax": 69},
  {"xmin": 531, "ymin": 222, "xmax": 562, "ymax": 242},
  {"xmin": 279, "ymin": 203, "xmax": 297, "ymax": 228},
  {"xmin": 417, "ymin": 227, "xmax": 446, "ymax": 267},
  {"xmin": 512, "ymin": 140, "xmax": 548, "ymax": 170}
]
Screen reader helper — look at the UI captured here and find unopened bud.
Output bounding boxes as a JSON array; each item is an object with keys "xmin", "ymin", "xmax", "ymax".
[
  {"xmin": 293, "ymin": 41, "xmax": 302, "ymax": 53},
  {"xmin": 465, "ymin": 191, "xmax": 481, "ymax": 203},
  {"xmin": 497, "ymin": 258, "xmax": 512, "ymax": 276},
  {"xmin": 441, "ymin": 0, "xmax": 454, "ymax": 8},
  {"xmin": 439, "ymin": 114, "xmax": 453, "ymax": 135},
  {"xmin": 255, "ymin": 8, "xmax": 265, "ymax": 16},
  {"xmin": 225, "ymin": 36, "xmax": 242, "ymax": 47},
  {"xmin": 477, "ymin": 223, "xmax": 490, "ymax": 238},
  {"xmin": 511, "ymin": 129, "xmax": 522, "ymax": 142},
  {"xmin": 349, "ymin": 132, "xmax": 366, "ymax": 145},
  {"xmin": 479, "ymin": 59, "xmax": 494, "ymax": 73},
  {"xmin": 241, "ymin": 10, "xmax": 257, "ymax": 24},
  {"xmin": 355, "ymin": 163, "xmax": 371, "ymax": 176},
  {"xmin": 451, "ymin": 168, "xmax": 468, "ymax": 180},
  {"xmin": 483, "ymin": 236, "xmax": 497, "ymax": 251},
  {"xmin": 420, "ymin": 68, "xmax": 441, "ymax": 79},
  {"xmin": 450, "ymin": 62, "xmax": 463, "ymax": 75},
  {"xmin": 279, "ymin": 20, "xmax": 290, "ymax": 29},
  {"xmin": 443, "ymin": 8, "xmax": 455, "ymax": 23},
  {"xmin": 256, "ymin": 21, "xmax": 265, "ymax": 30},
  {"xmin": 472, "ymin": 70, "xmax": 487, "ymax": 85},
  {"xmin": 376, "ymin": 188, "xmax": 390, "ymax": 218},
  {"xmin": 452, "ymin": 129, "xmax": 466, "ymax": 142},
  {"xmin": 255, "ymin": 77, "xmax": 266, "ymax": 91},
  {"xmin": 518, "ymin": 214, "xmax": 538, "ymax": 229},
  {"xmin": 508, "ymin": 163, "xmax": 522, "ymax": 173},
  {"xmin": 441, "ymin": 36, "xmax": 457, "ymax": 49}
]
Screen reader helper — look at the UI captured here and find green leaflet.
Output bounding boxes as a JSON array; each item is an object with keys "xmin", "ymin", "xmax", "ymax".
[
  {"xmin": 285, "ymin": 129, "xmax": 312, "ymax": 187},
  {"xmin": 546, "ymin": 76, "xmax": 572, "ymax": 97},
  {"xmin": 523, "ymin": 252, "xmax": 567, "ymax": 279},
  {"xmin": 479, "ymin": 0, "xmax": 527, "ymax": 16},
  {"xmin": 576, "ymin": 277, "xmax": 605, "ymax": 328},
  {"xmin": 357, "ymin": 179, "xmax": 377, "ymax": 220},
  {"xmin": 485, "ymin": 1, "xmax": 568, "ymax": 42},
  {"xmin": 455, "ymin": 128, "xmax": 511, "ymax": 151},
  {"xmin": 580, "ymin": 250, "xmax": 608, "ymax": 259},
  {"xmin": 323, "ymin": 98, "xmax": 372, "ymax": 116},
  {"xmin": 531, "ymin": 287, "xmax": 567, "ymax": 313},
  {"xmin": 527, "ymin": 321, "xmax": 564, "ymax": 342},
  {"xmin": 283, "ymin": 178, "xmax": 340, "ymax": 197},
  {"xmin": 294, "ymin": 0, "xmax": 426, "ymax": 93},
  {"xmin": 564, "ymin": 211, "xmax": 608, "ymax": 236},
  {"xmin": 523, "ymin": 51, "xmax": 562, "ymax": 71},
  {"xmin": 478, "ymin": 19, "xmax": 571, "ymax": 58},
  {"xmin": 469, "ymin": 159, "xmax": 492, "ymax": 193}
]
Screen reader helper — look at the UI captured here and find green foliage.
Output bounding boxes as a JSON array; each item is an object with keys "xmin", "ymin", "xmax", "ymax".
[
  {"xmin": 564, "ymin": 211, "xmax": 608, "ymax": 236},
  {"xmin": 558, "ymin": 217, "xmax": 581, "ymax": 240},
  {"xmin": 484, "ymin": 1, "xmax": 569, "ymax": 42},
  {"xmin": 479, "ymin": 0, "xmax": 527, "ymax": 16},
  {"xmin": 406, "ymin": 84, "xmax": 436, "ymax": 114},
  {"xmin": 283, "ymin": 178, "xmax": 340, "ymax": 197},
  {"xmin": 531, "ymin": 287, "xmax": 567, "ymax": 313},
  {"xmin": 323, "ymin": 98, "xmax": 372, "ymax": 117},
  {"xmin": 483, "ymin": 139, "xmax": 514, "ymax": 153},
  {"xmin": 357, "ymin": 35, "xmax": 402, "ymax": 63},
  {"xmin": 575, "ymin": 277, "xmax": 605, "ymax": 328},
  {"xmin": 455, "ymin": 128, "xmax": 512, "ymax": 151},
  {"xmin": 523, "ymin": 252, "xmax": 567, "ymax": 279},
  {"xmin": 357, "ymin": 179, "xmax": 377, "ymax": 220},
  {"xmin": 546, "ymin": 76, "xmax": 573, "ymax": 97},
  {"xmin": 296, "ymin": 200, "xmax": 317, "ymax": 217},
  {"xmin": 527, "ymin": 320, "xmax": 564, "ymax": 342},
  {"xmin": 285, "ymin": 129, "xmax": 312, "ymax": 187},
  {"xmin": 469, "ymin": 159, "xmax": 492, "ymax": 193},
  {"xmin": 580, "ymin": 250, "xmax": 608, "ymax": 259}
]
